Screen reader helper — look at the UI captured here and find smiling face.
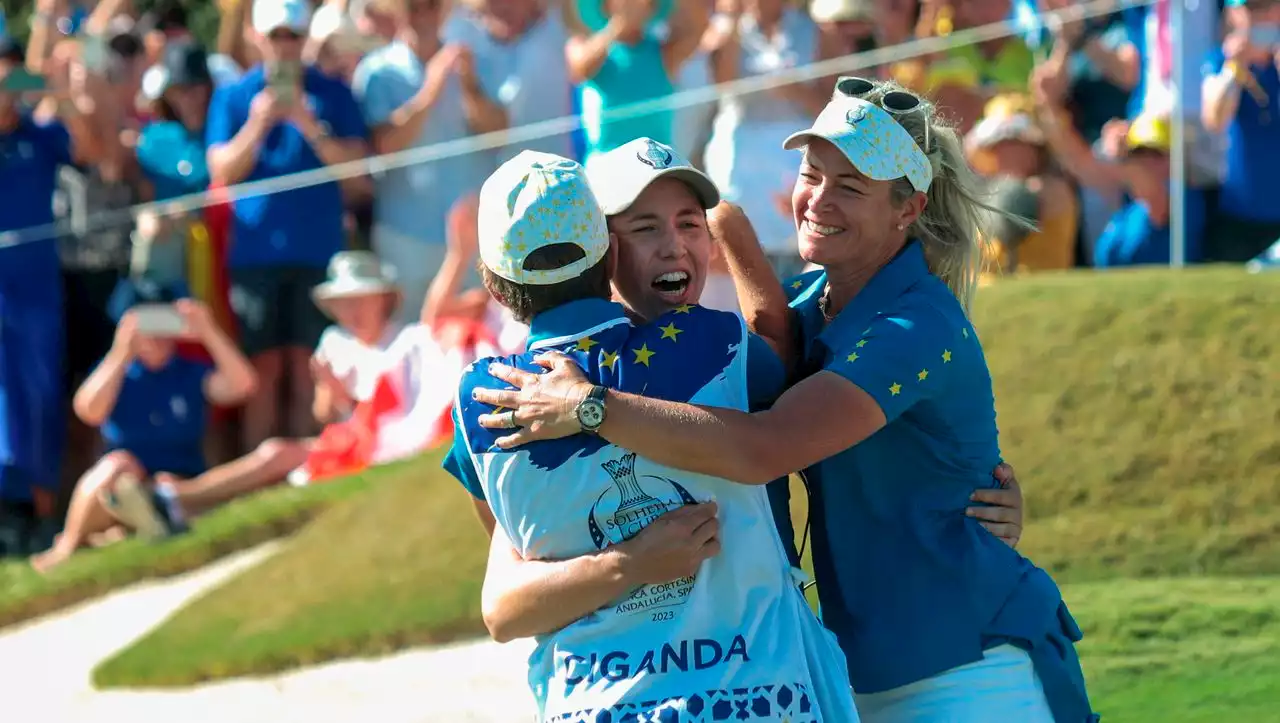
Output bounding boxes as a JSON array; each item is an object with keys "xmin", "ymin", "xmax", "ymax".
[
  {"xmin": 792, "ymin": 139, "xmax": 925, "ymax": 269},
  {"xmin": 607, "ymin": 178, "xmax": 712, "ymax": 322}
]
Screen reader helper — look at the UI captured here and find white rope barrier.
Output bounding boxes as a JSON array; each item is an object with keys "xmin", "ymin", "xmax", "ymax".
[{"xmin": 0, "ymin": 0, "xmax": 1150, "ymax": 249}]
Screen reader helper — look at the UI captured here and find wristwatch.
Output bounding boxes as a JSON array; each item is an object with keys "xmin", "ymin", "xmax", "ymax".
[{"xmin": 575, "ymin": 385, "xmax": 608, "ymax": 433}]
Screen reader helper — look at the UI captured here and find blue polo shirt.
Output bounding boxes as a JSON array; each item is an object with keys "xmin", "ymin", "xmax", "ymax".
[
  {"xmin": 0, "ymin": 116, "xmax": 73, "ymax": 500},
  {"xmin": 102, "ymin": 356, "xmax": 212, "ymax": 478},
  {"xmin": 0, "ymin": 115, "xmax": 73, "ymax": 290},
  {"xmin": 1207, "ymin": 49, "xmax": 1280, "ymax": 222},
  {"xmin": 205, "ymin": 65, "xmax": 367, "ymax": 269},
  {"xmin": 1094, "ymin": 189, "xmax": 1206, "ymax": 267},
  {"xmin": 444, "ymin": 300, "xmax": 785, "ymax": 500},
  {"xmin": 785, "ymin": 243, "xmax": 1094, "ymax": 722}
]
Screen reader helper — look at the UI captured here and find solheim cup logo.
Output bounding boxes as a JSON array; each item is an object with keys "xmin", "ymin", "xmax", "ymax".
[
  {"xmin": 588, "ymin": 452, "xmax": 701, "ymax": 618},
  {"xmin": 637, "ymin": 140, "xmax": 674, "ymax": 169},
  {"xmin": 588, "ymin": 452, "xmax": 697, "ymax": 549}
]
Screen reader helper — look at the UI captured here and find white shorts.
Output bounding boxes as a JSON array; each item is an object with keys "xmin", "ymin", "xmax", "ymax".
[{"xmin": 855, "ymin": 645, "xmax": 1054, "ymax": 723}]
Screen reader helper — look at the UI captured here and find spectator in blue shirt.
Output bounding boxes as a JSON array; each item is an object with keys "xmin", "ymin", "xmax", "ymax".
[
  {"xmin": 351, "ymin": 0, "xmax": 508, "ymax": 324},
  {"xmin": 0, "ymin": 36, "xmax": 101, "ymax": 555},
  {"xmin": 1201, "ymin": 0, "xmax": 1280, "ymax": 262},
  {"xmin": 474, "ymin": 82, "xmax": 1094, "ymax": 722},
  {"xmin": 30, "ymin": 286, "xmax": 256, "ymax": 573},
  {"xmin": 1092, "ymin": 114, "xmax": 1207, "ymax": 267},
  {"xmin": 1037, "ymin": 67, "xmax": 1206, "ymax": 268},
  {"xmin": 206, "ymin": 0, "xmax": 369, "ymax": 455}
]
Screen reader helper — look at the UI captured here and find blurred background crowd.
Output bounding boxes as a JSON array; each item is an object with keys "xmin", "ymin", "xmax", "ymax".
[{"xmin": 0, "ymin": 0, "xmax": 1277, "ymax": 567}]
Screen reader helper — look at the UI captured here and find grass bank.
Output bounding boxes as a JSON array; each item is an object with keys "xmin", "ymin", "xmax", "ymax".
[
  {"xmin": 0, "ymin": 472, "xmax": 368, "ymax": 630},
  {"xmin": 93, "ymin": 268, "xmax": 1280, "ymax": 722},
  {"xmin": 93, "ymin": 450, "xmax": 489, "ymax": 686}
]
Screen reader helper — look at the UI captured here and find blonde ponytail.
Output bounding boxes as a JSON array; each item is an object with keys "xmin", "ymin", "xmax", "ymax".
[{"xmin": 857, "ymin": 81, "xmax": 1013, "ymax": 315}]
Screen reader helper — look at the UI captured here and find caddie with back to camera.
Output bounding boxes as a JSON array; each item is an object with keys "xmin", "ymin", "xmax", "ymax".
[{"xmin": 445, "ymin": 149, "xmax": 861, "ymax": 720}]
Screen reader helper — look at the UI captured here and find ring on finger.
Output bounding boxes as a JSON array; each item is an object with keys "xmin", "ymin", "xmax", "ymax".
[{"xmin": 500, "ymin": 410, "xmax": 519, "ymax": 429}]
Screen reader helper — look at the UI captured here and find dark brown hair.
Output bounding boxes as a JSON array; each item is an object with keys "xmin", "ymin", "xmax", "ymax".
[{"xmin": 481, "ymin": 243, "xmax": 612, "ymax": 324}]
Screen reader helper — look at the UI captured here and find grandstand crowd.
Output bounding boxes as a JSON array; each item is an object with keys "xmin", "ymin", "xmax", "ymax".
[{"xmin": 0, "ymin": 0, "xmax": 1276, "ymax": 568}]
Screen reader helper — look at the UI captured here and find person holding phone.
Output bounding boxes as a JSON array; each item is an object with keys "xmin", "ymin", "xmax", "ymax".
[
  {"xmin": 29, "ymin": 286, "xmax": 258, "ymax": 574},
  {"xmin": 0, "ymin": 35, "xmax": 101, "ymax": 556},
  {"xmin": 1201, "ymin": 0, "xmax": 1280, "ymax": 263},
  {"xmin": 207, "ymin": 0, "xmax": 370, "ymax": 457}
]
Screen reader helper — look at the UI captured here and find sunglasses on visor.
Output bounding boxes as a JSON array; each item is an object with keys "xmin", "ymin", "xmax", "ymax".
[{"xmin": 834, "ymin": 76, "xmax": 931, "ymax": 154}]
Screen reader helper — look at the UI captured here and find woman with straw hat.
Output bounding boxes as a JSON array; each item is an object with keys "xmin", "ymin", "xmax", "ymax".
[{"xmin": 964, "ymin": 92, "xmax": 1078, "ymax": 276}]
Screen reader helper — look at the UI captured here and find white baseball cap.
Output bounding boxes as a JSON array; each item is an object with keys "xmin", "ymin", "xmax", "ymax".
[
  {"xmin": 783, "ymin": 95, "xmax": 934, "ymax": 193},
  {"xmin": 477, "ymin": 151, "xmax": 610, "ymax": 286},
  {"xmin": 588, "ymin": 138, "xmax": 720, "ymax": 216},
  {"xmin": 253, "ymin": 0, "xmax": 313, "ymax": 36}
]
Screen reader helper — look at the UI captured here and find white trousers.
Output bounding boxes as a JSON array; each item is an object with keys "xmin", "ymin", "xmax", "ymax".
[{"xmin": 855, "ymin": 645, "xmax": 1055, "ymax": 723}]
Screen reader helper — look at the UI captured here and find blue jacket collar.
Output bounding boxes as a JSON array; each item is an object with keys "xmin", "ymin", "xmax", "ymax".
[{"xmin": 527, "ymin": 298, "xmax": 630, "ymax": 350}]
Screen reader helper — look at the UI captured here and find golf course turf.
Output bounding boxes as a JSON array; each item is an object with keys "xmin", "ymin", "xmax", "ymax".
[{"xmin": 42, "ymin": 267, "xmax": 1280, "ymax": 721}]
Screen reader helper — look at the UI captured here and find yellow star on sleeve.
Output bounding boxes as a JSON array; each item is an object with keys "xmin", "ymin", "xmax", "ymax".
[
  {"xmin": 942, "ymin": 349, "xmax": 952, "ymax": 363},
  {"xmin": 632, "ymin": 344, "xmax": 655, "ymax": 366},
  {"xmin": 791, "ymin": 280, "xmax": 804, "ymax": 289},
  {"xmin": 917, "ymin": 369, "xmax": 929, "ymax": 381},
  {"xmin": 845, "ymin": 352, "xmax": 859, "ymax": 362},
  {"xmin": 673, "ymin": 304, "xmax": 693, "ymax": 314},
  {"xmin": 659, "ymin": 322, "xmax": 683, "ymax": 341},
  {"xmin": 889, "ymin": 382, "xmax": 902, "ymax": 396},
  {"xmin": 601, "ymin": 350, "xmax": 619, "ymax": 369},
  {"xmin": 574, "ymin": 336, "xmax": 598, "ymax": 352},
  {"xmin": 855, "ymin": 339, "xmax": 868, "ymax": 348}
]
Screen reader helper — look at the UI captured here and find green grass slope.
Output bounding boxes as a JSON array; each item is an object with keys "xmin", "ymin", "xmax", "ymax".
[
  {"xmin": 0, "ymin": 475, "xmax": 368, "ymax": 629},
  {"xmin": 980, "ymin": 268, "xmax": 1279, "ymax": 578},
  {"xmin": 93, "ymin": 268, "xmax": 1280, "ymax": 721}
]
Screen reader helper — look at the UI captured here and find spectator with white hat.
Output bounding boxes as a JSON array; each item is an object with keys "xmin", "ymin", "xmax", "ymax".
[
  {"xmin": 965, "ymin": 92, "xmax": 1078, "ymax": 274},
  {"xmin": 307, "ymin": 0, "xmax": 387, "ymax": 81},
  {"xmin": 207, "ymin": 0, "xmax": 370, "ymax": 455}
]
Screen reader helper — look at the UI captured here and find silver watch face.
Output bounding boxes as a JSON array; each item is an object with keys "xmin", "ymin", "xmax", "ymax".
[{"xmin": 578, "ymin": 399, "xmax": 606, "ymax": 429}]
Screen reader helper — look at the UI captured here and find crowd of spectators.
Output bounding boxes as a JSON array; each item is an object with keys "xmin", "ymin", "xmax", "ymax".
[{"xmin": 0, "ymin": 0, "xmax": 1277, "ymax": 565}]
